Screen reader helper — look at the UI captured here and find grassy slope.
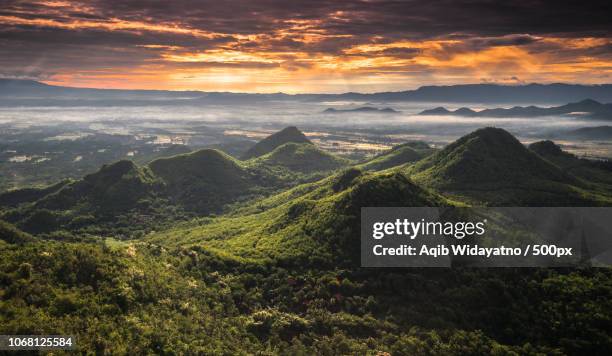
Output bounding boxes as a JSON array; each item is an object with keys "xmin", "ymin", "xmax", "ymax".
[
  {"xmin": 251, "ymin": 142, "xmax": 349, "ymax": 173},
  {"xmin": 359, "ymin": 142, "xmax": 436, "ymax": 171},
  {"xmin": 529, "ymin": 140, "xmax": 612, "ymax": 188},
  {"xmin": 143, "ymin": 132, "xmax": 612, "ymax": 354},
  {"xmin": 148, "ymin": 169, "xmax": 450, "ymax": 266}
]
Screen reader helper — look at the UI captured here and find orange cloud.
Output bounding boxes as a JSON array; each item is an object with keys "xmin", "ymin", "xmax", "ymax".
[{"xmin": 3, "ymin": 2, "xmax": 609, "ymax": 93}]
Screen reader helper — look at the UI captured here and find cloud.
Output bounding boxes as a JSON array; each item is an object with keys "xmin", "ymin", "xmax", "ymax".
[
  {"xmin": 0, "ymin": 0, "xmax": 610, "ymax": 92},
  {"xmin": 469, "ymin": 34, "xmax": 542, "ymax": 48}
]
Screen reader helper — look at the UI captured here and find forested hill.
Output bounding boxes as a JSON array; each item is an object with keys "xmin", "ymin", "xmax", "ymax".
[
  {"xmin": 1, "ymin": 127, "xmax": 612, "ymax": 354},
  {"xmin": 0, "ymin": 127, "xmax": 349, "ymax": 237}
]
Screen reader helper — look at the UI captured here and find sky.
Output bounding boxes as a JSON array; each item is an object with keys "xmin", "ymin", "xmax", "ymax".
[{"xmin": 0, "ymin": 0, "xmax": 611, "ymax": 93}]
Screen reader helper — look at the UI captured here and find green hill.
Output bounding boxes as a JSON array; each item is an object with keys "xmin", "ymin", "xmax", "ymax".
[
  {"xmin": 150, "ymin": 168, "xmax": 448, "ymax": 266},
  {"xmin": 149, "ymin": 149, "xmax": 257, "ymax": 213},
  {"xmin": 241, "ymin": 126, "xmax": 312, "ymax": 160},
  {"xmin": 406, "ymin": 127, "xmax": 608, "ymax": 205},
  {"xmin": 3, "ymin": 160, "xmax": 163, "ymax": 235},
  {"xmin": 359, "ymin": 142, "xmax": 435, "ymax": 171},
  {"xmin": 37, "ymin": 160, "xmax": 158, "ymax": 212},
  {"xmin": 253, "ymin": 142, "xmax": 349, "ymax": 173},
  {"xmin": 530, "ymin": 140, "xmax": 612, "ymax": 187}
]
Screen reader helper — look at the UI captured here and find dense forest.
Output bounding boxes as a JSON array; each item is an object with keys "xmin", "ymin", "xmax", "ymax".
[{"xmin": 1, "ymin": 127, "xmax": 612, "ymax": 355}]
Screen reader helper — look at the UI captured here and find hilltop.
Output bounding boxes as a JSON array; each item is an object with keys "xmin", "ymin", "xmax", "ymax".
[
  {"xmin": 528, "ymin": 140, "xmax": 569, "ymax": 157},
  {"xmin": 241, "ymin": 127, "xmax": 312, "ymax": 160},
  {"xmin": 2, "ymin": 160, "xmax": 163, "ymax": 234},
  {"xmin": 36, "ymin": 160, "xmax": 158, "ymax": 213},
  {"xmin": 149, "ymin": 149, "xmax": 257, "ymax": 213},
  {"xmin": 419, "ymin": 99, "xmax": 612, "ymax": 119},
  {"xmin": 405, "ymin": 127, "xmax": 609, "ymax": 205}
]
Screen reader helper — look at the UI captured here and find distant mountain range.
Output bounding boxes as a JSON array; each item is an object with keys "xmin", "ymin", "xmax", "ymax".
[
  {"xmin": 2, "ymin": 79, "xmax": 612, "ymax": 105},
  {"xmin": 419, "ymin": 99, "xmax": 612, "ymax": 119},
  {"xmin": 562, "ymin": 126, "xmax": 612, "ymax": 140},
  {"xmin": 322, "ymin": 107, "xmax": 399, "ymax": 114}
]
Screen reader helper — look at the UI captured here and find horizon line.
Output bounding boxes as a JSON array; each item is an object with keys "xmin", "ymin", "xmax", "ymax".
[{"xmin": 2, "ymin": 78, "xmax": 612, "ymax": 96}]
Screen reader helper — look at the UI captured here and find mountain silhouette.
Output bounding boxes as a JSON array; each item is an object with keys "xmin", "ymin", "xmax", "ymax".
[
  {"xmin": 420, "ymin": 99, "xmax": 612, "ymax": 119},
  {"xmin": 4, "ymin": 79, "xmax": 612, "ymax": 104},
  {"xmin": 529, "ymin": 140, "xmax": 568, "ymax": 157},
  {"xmin": 563, "ymin": 126, "xmax": 612, "ymax": 140}
]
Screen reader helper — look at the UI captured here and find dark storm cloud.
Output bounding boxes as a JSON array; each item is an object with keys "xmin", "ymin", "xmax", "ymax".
[
  {"xmin": 470, "ymin": 34, "xmax": 542, "ymax": 48},
  {"xmin": 4, "ymin": 0, "xmax": 611, "ymax": 38},
  {"xmin": 0, "ymin": 26, "xmax": 234, "ymax": 48},
  {"xmin": 316, "ymin": 0, "xmax": 611, "ymax": 38}
]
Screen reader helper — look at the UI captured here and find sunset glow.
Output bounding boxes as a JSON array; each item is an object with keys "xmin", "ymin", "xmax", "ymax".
[{"xmin": 1, "ymin": 0, "xmax": 610, "ymax": 92}]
